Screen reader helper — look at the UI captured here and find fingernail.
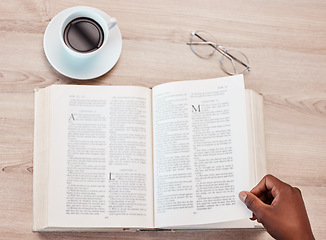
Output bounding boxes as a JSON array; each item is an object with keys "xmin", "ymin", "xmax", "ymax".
[{"xmin": 239, "ymin": 192, "xmax": 247, "ymax": 203}]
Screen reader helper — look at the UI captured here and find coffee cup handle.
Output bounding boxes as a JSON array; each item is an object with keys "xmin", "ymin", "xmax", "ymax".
[{"xmin": 108, "ymin": 17, "xmax": 117, "ymax": 30}]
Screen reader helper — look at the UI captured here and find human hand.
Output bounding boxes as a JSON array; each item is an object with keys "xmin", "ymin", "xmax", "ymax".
[{"xmin": 239, "ymin": 174, "xmax": 314, "ymax": 240}]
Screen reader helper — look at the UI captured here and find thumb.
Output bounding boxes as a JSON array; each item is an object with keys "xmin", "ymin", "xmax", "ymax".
[{"xmin": 239, "ymin": 191, "xmax": 268, "ymax": 217}]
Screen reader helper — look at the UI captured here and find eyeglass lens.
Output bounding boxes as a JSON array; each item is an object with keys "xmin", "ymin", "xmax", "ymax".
[
  {"xmin": 220, "ymin": 49, "xmax": 250, "ymax": 75},
  {"xmin": 189, "ymin": 31, "xmax": 217, "ymax": 58}
]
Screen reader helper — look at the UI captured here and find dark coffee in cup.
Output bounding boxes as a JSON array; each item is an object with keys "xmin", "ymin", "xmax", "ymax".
[{"xmin": 63, "ymin": 17, "xmax": 104, "ymax": 53}]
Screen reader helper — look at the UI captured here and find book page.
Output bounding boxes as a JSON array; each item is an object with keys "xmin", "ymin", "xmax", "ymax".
[
  {"xmin": 245, "ymin": 90, "xmax": 266, "ymax": 188},
  {"xmin": 46, "ymin": 85, "xmax": 153, "ymax": 228},
  {"xmin": 152, "ymin": 75, "xmax": 251, "ymax": 228}
]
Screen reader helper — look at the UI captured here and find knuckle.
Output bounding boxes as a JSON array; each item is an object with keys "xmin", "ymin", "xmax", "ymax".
[
  {"xmin": 279, "ymin": 181, "xmax": 292, "ymax": 192},
  {"xmin": 292, "ymin": 187, "xmax": 302, "ymax": 196},
  {"xmin": 265, "ymin": 174, "xmax": 273, "ymax": 179},
  {"xmin": 263, "ymin": 174, "xmax": 273, "ymax": 182}
]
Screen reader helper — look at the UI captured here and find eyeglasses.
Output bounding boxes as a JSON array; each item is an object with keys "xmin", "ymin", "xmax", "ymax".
[{"xmin": 187, "ymin": 31, "xmax": 251, "ymax": 75}]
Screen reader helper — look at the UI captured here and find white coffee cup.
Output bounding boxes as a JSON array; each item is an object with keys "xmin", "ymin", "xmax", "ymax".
[{"xmin": 60, "ymin": 6, "xmax": 117, "ymax": 59}]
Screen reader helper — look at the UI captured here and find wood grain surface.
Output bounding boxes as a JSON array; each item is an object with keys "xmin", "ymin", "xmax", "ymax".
[{"xmin": 0, "ymin": 0, "xmax": 325, "ymax": 239}]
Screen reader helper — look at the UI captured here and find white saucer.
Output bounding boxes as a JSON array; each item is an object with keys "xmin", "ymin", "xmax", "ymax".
[{"xmin": 43, "ymin": 7, "xmax": 122, "ymax": 80}]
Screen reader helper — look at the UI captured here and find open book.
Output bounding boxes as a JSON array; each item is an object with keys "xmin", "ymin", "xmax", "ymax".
[{"xmin": 33, "ymin": 75, "xmax": 266, "ymax": 231}]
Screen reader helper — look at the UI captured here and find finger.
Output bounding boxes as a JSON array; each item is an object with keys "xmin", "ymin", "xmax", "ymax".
[
  {"xmin": 250, "ymin": 174, "xmax": 286, "ymax": 198},
  {"xmin": 239, "ymin": 191, "xmax": 269, "ymax": 218},
  {"xmin": 250, "ymin": 213, "xmax": 257, "ymax": 221}
]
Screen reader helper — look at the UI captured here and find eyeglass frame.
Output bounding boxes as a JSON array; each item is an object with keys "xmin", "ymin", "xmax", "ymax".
[{"xmin": 187, "ymin": 31, "xmax": 251, "ymax": 75}]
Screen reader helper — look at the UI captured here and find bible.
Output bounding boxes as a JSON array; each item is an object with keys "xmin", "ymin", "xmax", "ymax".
[{"xmin": 33, "ymin": 75, "xmax": 266, "ymax": 231}]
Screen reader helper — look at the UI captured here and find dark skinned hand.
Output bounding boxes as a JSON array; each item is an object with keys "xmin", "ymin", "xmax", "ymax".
[{"xmin": 239, "ymin": 174, "xmax": 315, "ymax": 240}]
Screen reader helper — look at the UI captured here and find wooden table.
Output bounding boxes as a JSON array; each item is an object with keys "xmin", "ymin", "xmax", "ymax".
[{"xmin": 1, "ymin": 0, "xmax": 325, "ymax": 239}]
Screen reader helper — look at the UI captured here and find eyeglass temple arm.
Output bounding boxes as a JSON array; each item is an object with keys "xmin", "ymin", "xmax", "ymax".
[{"xmin": 190, "ymin": 32, "xmax": 251, "ymax": 71}]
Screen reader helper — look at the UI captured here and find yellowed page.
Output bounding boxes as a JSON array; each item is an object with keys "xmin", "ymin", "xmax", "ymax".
[
  {"xmin": 45, "ymin": 85, "xmax": 153, "ymax": 228},
  {"xmin": 152, "ymin": 75, "xmax": 251, "ymax": 228}
]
